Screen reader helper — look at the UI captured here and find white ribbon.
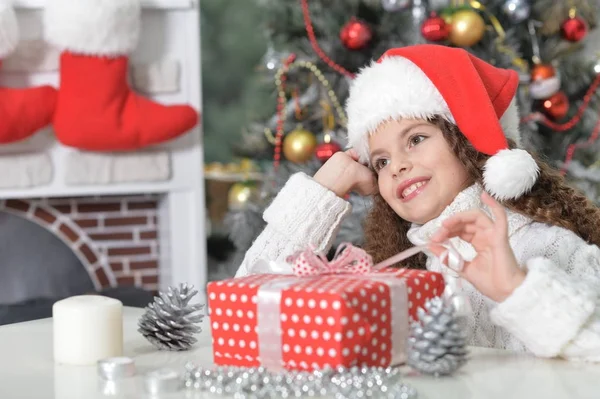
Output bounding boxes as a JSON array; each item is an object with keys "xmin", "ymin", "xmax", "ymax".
[
  {"xmin": 256, "ymin": 278, "xmax": 300, "ymax": 371},
  {"xmin": 374, "ymin": 241, "xmax": 471, "ymax": 318}
]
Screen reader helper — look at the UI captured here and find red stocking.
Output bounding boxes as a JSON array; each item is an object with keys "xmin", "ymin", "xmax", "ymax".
[
  {"xmin": 0, "ymin": 4, "xmax": 57, "ymax": 144},
  {"xmin": 44, "ymin": 0, "xmax": 198, "ymax": 151}
]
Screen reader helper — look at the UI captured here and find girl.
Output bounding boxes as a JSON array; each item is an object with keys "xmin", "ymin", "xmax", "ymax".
[{"xmin": 236, "ymin": 44, "xmax": 600, "ymax": 362}]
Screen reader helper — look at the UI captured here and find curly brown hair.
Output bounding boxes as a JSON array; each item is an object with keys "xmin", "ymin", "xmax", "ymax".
[{"xmin": 363, "ymin": 117, "xmax": 600, "ymax": 269}]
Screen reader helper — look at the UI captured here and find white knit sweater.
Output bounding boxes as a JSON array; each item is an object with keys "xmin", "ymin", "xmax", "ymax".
[{"xmin": 236, "ymin": 172, "xmax": 600, "ymax": 362}]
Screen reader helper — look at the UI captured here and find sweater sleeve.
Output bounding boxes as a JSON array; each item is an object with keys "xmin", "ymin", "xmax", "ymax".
[
  {"xmin": 235, "ymin": 172, "xmax": 351, "ymax": 277},
  {"xmin": 490, "ymin": 228, "xmax": 600, "ymax": 361}
]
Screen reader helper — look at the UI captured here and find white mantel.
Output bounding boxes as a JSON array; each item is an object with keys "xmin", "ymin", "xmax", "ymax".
[{"xmin": 1, "ymin": 1, "xmax": 207, "ymax": 302}]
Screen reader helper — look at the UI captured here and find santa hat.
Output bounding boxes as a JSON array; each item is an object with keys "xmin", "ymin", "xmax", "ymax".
[{"xmin": 346, "ymin": 44, "xmax": 539, "ymax": 201}]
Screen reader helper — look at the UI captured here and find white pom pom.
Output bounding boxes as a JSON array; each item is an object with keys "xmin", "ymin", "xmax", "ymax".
[{"xmin": 483, "ymin": 149, "xmax": 539, "ymax": 201}]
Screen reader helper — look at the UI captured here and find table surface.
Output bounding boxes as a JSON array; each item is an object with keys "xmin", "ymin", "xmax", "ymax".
[{"xmin": 0, "ymin": 307, "xmax": 598, "ymax": 399}]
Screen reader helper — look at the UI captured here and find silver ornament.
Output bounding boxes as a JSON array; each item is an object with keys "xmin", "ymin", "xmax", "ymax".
[
  {"xmin": 381, "ymin": 0, "xmax": 411, "ymax": 12},
  {"xmin": 502, "ymin": 0, "xmax": 531, "ymax": 24},
  {"xmin": 137, "ymin": 283, "xmax": 205, "ymax": 351},
  {"xmin": 182, "ymin": 363, "xmax": 417, "ymax": 399},
  {"xmin": 407, "ymin": 296, "xmax": 469, "ymax": 377}
]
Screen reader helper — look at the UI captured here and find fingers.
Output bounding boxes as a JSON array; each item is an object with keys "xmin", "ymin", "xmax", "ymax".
[
  {"xmin": 430, "ymin": 224, "xmax": 477, "ymax": 243},
  {"xmin": 441, "ymin": 209, "xmax": 493, "ymax": 231},
  {"xmin": 430, "ymin": 208, "xmax": 492, "ymax": 244},
  {"xmin": 481, "ymin": 191, "xmax": 508, "ymax": 235},
  {"xmin": 345, "ymin": 148, "xmax": 360, "ymax": 162},
  {"xmin": 430, "ymin": 192, "xmax": 510, "ymax": 245},
  {"xmin": 346, "ymin": 148, "xmax": 370, "ymax": 167},
  {"xmin": 354, "ymin": 172, "xmax": 379, "ymax": 196}
]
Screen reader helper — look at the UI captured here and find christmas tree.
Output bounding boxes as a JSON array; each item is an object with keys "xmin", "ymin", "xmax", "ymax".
[{"xmin": 211, "ymin": 0, "xmax": 600, "ymax": 279}]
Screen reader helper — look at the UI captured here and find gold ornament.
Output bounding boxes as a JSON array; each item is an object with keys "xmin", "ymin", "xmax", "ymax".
[
  {"xmin": 227, "ymin": 182, "xmax": 259, "ymax": 210},
  {"xmin": 283, "ymin": 126, "xmax": 317, "ymax": 163},
  {"xmin": 449, "ymin": 9, "xmax": 486, "ymax": 47},
  {"xmin": 271, "ymin": 59, "xmax": 347, "ymax": 172}
]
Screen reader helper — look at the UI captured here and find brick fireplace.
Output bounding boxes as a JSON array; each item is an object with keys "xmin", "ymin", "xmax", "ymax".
[{"xmin": 1, "ymin": 195, "xmax": 163, "ymax": 292}]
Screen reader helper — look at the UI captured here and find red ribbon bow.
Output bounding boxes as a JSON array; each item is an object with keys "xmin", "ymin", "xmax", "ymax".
[{"xmin": 286, "ymin": 243, "xmax": 374, "ymax": 276}]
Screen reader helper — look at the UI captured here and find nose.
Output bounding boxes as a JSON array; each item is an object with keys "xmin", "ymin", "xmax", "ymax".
[{"xmin": 391, "ymin": 157, "xmax": 412, "ymax": 179}]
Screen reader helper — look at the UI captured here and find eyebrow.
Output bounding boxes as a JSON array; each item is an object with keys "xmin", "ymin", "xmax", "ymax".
[{"xmin": 369, "ymin": 122, "xmax": 432, "ymax": 160}]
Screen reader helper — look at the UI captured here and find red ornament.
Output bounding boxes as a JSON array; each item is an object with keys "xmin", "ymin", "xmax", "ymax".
[
  {"xmin": 539, "ymin": 91, "xmax": 569, "ymax": 120},
  {"xmin": 315, "ymin": 141, "xmax": 342, "ymax": 163},
  {"xmin": 421, "ymin": 13, "xmax": 450, "ymax": 42},
  {"xmin": 340, "ymin": 18, "xmax": 372, "ymax": 50},
  {"xmin": 561, "ymin": 16, "xmax": 587, "ymax": 42}
]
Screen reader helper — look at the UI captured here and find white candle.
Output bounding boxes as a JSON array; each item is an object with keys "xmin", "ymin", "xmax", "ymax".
[{"xmin": 53, "ymin": 295, "xmax": 123, "ymax": 365}]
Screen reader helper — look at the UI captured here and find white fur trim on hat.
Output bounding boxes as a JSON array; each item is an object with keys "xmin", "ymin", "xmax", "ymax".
[
  {"xmin": 0, "ymin": 0, "xmax": 18, "ymax": 59},
  {"xmin": 483, "ymin": 149, "xmax": 539, "ymax": 201},
  {"xmin": 345, "ymin": 56, "xmax": 522, "ymax": 163},
  {"xmin": 44, "ymin": 0, "xmax": 141, "ymax": 56},
  {"xmin": 346, "ymin": 57, "xmax": 453, "ymax": 164}
]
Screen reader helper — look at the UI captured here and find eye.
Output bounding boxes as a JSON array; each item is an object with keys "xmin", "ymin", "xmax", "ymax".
[
  {"xmin": 373, "ymin": 158, "xmax": 389, "ymax": 171},
  {"xmin": 409, "ymin": 134, "xmax": 426, "ymax": 147}
]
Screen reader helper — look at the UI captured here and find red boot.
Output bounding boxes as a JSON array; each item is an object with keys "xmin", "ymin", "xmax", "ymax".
[
  {"xmin": 0, "ymin": 3, "xmax": 57, "ymax": 144},
  {"xmin": 44, "ymin": 0, "xmax": 199, "ymax": 151}
]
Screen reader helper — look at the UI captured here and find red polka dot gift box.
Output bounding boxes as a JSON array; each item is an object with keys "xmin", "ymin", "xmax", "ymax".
[{"xmin": 207, "ymin": 255, "xmax": 445, "ymax": 371}]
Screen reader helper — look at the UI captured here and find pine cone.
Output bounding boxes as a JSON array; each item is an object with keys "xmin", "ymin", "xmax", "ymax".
[
  {"xmin": 138, "ymin": 283, "xmax": 205, "ymax": 351},
  {"xmin": 407, "ymin": 296, "xmax": 469, "ymax": 376}
]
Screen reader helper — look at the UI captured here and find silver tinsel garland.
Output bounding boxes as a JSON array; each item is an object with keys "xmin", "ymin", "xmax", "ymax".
[
  {"xmin": 407, "ymin": 296, "xmax": 469, "ymax": 376},
  {"xmin": 137, "ymin": 283, "xmax": 205, "ymax": 351},
  {"xmin": 182, "ymin": 364, "xmax": 418, "ymax": 399}
]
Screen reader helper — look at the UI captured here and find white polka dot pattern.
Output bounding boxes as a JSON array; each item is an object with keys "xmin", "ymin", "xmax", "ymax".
[{"xmin": 206, "ymin": 269, "xmax": 445, "ymax": 370}]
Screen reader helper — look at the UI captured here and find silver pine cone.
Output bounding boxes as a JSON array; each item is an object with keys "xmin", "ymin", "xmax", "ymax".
[
  {"xmin": 407, "ymin": 296, "xmax": 469, "ymax": 376},
  {"xmin": 138, "ymin": 283, "xmax": 205, "ymax": 351}
]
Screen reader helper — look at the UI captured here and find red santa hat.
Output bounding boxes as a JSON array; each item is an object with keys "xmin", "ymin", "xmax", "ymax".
[{"xmin": 346, "ymin": 44, "xmax": 539, "ymax": 201}]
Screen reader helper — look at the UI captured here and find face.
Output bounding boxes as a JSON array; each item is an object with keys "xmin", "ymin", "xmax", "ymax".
[{"xmin": 368, "ymin": 118, "xmax": 470, "ymax": 225}]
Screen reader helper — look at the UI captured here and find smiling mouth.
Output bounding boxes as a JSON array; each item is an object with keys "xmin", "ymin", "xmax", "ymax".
[{"xmin": 398, "ymin": 179, "xmax": 430, "ymax": 201}]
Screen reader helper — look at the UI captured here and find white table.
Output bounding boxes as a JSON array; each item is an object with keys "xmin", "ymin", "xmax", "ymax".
[{"xmin": 0, "ymin": 307, "xmax": 598, "ymax": 399}]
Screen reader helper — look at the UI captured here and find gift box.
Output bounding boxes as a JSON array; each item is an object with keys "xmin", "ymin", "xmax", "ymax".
[{"xmin": 207, "ymin": 263, "xmax": 445, "ymax": 371}]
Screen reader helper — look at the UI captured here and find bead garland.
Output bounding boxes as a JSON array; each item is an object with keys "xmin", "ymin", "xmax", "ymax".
[
  {"xmin": 299, "ymin": 0, "xmax": 355, "ymax": 79},
  {"xmin": 521, "ymin": 73, "xmax": 600, "ymax": 132},
  {"xmin": 273, "ymin": 60, "xmax": 348, "ymax": 171},
  {"xmin": 520, "ymin": 73, "xmax": 600, "ymax": 175},
  {"xmin": 561, "ymin": 111, "xmax": 600, "ymax": 176},
  {"xmin": 272, "ymin": 54, "xmax": 297, "ymax": 173},
  {"xmin": 182, "ymin": 363, "xmax": 418, "ymax": 399}
]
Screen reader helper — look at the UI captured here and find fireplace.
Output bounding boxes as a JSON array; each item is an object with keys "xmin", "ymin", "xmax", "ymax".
[
  {"xmin": 0, "ymin": 210, "xmax": 93, "ymax": 305},
  {"xmin": 1, "ymin": 195, "xmax": 162, "ymax": 299},
  {"xmin": 0, "ymin": 0, "xmax": 207, "ymax": 316}
]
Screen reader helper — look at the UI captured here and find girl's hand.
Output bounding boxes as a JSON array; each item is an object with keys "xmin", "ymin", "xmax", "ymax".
[
  {"xmin": 313, "ymin": 149, "xmax": 378, "ymax": 198},
  {"xmin": 429, "ymin": 191, "xmax": 526, "ymax": 303}
]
